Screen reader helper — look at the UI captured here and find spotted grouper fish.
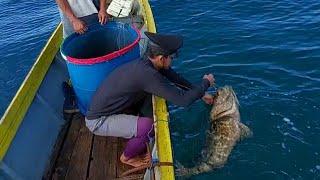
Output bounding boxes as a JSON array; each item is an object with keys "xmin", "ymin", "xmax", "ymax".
[{"xmin": 176, "ymin": 86, "xmax": 252, "ymax": 176}]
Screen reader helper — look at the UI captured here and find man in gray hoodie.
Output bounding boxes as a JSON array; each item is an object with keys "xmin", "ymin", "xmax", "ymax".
[{"xmin": 86, "ymin": 32, "xmax": 215, "ymax": 167}]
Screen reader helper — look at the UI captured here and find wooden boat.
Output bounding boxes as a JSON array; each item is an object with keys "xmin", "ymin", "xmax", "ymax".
[{"xmin": 0, "ymin": 0, "xmax": 174, "ymax": 179}]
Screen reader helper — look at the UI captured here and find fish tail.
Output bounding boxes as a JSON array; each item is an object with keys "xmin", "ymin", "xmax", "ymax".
[
  {"xmin": 239, "ymin": 122, "xmax": 252, "ymax": 140},
  {"xmin": 175, "ymin": 162, "xmax": 213, "ymax": 177},
  {"xmin": 175, "ymin": 161, "xmax": 191, "ymax": 177}
]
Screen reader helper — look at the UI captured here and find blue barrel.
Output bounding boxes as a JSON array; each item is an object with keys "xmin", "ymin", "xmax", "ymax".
[{"xmin": 61, "ymin": 22, "xmax": 141, "ymax": 115}]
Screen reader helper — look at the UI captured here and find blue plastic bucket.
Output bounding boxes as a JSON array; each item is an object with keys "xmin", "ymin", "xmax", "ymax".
[{"xmin": 61, "ymin": 22, "xmax": 141, "ymax": 115}]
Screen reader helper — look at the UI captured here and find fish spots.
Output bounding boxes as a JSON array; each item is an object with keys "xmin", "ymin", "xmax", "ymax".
[{"xmin": 175, "ymin": 86, "xmax": 251, "ymax": 176}]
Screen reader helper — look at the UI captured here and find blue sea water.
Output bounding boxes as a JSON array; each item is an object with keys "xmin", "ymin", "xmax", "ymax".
[
  {"xmin": 0, "ymin": 0, "xmax": 60, "ymax": 114},
  {"xmin": 0, "ymin": 0, "xmax": 319, "ymax": 179}
]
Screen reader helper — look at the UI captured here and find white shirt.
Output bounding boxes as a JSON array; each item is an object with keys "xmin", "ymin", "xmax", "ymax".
[{"xmin": 67, "ymin": 0, "xmax": 98, "ymax": 18}]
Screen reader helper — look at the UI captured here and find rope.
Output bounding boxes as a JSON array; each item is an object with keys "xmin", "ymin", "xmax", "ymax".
[{"xmin": 153, "ymin": 119, "xmax": 169, "ymax": 123}]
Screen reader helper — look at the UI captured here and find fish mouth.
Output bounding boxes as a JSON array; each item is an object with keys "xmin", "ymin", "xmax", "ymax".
[{"xmin": 211, "ymin": 86, "xmax": 238, "ymax": 120}]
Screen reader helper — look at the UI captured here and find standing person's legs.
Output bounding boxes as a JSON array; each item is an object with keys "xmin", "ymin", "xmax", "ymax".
[
  {"xmin": 58, "ymin": 9, "xmax": 74, "ymax": 38},
  {"xmin": 59, "ymin": 10, "xmax": 100, "ymax": 39}
]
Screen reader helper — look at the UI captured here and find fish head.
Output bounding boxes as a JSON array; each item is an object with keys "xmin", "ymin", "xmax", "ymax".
[{"xmin": 211, "ymin": 86, "xmax": 239, "ymax": 121}]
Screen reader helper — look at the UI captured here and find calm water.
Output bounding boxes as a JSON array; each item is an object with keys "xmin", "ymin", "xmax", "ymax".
[
  {"xmin": 1, "ymin": 0, "xmax": 320, "ymax": 179},
  {"xmin": 0, "ymin": 0, "xmax": 60, "ymax": 115}
]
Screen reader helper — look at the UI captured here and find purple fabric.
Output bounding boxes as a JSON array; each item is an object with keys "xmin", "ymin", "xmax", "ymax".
[{"xmin": 123, "ymin": 117, "xmax": 154, "ymax": 158}]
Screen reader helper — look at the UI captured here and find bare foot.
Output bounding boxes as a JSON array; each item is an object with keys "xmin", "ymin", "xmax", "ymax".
[{"xmin": 120, "ymin": 153, "xmax": 151, "ymax": 167}]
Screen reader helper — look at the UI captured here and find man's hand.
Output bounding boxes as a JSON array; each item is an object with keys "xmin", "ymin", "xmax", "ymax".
[
  {"xmin": 98, "ymin": 10, "xmax": 108, "ymax": 25},
  {"xmin": 71, "ymin": 17, "xmax": 87, "ymax": 34},
  {"xmin": 203, "ymin": 74, "xmax": 215, "ymax": 87},
  {"xmin": 202, "ymin": 93, "xmax": 214, "ymax": 105}
]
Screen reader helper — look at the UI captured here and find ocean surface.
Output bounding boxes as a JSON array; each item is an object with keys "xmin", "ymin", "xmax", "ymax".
[{"xmin": 0, "ymin": 0, "xmax": 320, "ymax": 179}]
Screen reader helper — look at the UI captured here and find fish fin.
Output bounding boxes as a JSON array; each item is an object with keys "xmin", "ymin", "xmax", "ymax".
[
  {"xmin": 175, "ymin": 161, "xmax": 190, "ymax": 177},
  {"xmin": 175, "ymin": 161, "xmax": 184, "ymax": 169},
  {"xmin": 239, "ymin": 122, "xmax": 252, "ymax": 140},
  {"xmin": 175, "ymin": 161, "xmax": 213, "ymax": 177}
]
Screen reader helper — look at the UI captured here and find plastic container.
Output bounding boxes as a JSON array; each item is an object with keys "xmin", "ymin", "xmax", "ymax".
[{"xmin": 61, "ymin": 22, "xmax": 140, "ymax": 115}]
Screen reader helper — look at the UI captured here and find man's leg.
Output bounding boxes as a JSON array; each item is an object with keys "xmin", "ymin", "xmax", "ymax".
[
  {"xmin": 85, "ymin": 114, "xmax": 138, "ymax": 138},
  {"xmin": 120, "ymin": 117, "xmax": 154, "ymax": 167},
  {"xmin": 58, "ymin": 9, "xmax": 74, "ymax": 38},
  {"xmin": 85, "ymin": 115, "xmax": 154, "ymax": 167}
]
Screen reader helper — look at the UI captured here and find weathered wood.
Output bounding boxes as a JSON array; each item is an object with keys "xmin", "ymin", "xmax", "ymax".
[
  {"xmin": 46, "ymin": 113, "xmax": 148, "ymax": 180},
  {"xmin": 114, "ymin": 174, "xmax": 144, "ymax": 180},
  {"xmin": 51, "ymin": 113, "xmax": 82, "ymax": 180},
  {"xmin": 88, "ymin": 136, "xmax": 118, "ymax": 179},
  {"xmin": 107, "ymin": 137, "xmax": 119, "ymax": 178},
  {"xmin": 65, "ymin": 115, "xmax": 93, "ymax": 180},
  {"xmin": 116, "ymin": 138, "xmax": 130, "ymax": 177}
]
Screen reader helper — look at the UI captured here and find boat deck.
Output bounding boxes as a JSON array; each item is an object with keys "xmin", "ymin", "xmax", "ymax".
[{"xmin": 44, "ymin": 113, "xmax": 145, "ymax": 180}]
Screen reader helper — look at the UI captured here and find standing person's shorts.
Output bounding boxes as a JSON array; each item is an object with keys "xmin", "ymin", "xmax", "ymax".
[
  {"xmin": 59, "ymin": 12, "xmax": 99, "ymax": 38},
  {"xmin": 85, "ymin": 114, "xmax": 139, "ymax": 139},
  {"xmin": 59, "ymin": 9, "xmax": 74, "ymax": 38},
  {"xmin": 58, "ymin": 0, "xmax": 101, "ymax": 38}
]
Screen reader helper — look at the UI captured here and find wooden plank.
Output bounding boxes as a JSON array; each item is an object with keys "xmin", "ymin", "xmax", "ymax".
[
  {"xmin": 114, "ymin": 174, "xmax": 144, "ymax": 180},
  {"xmin": 116, "ymin": 138, "xmax": 130, "ymax": 177},
  {"xmin": 51, "ymin": 113, "xmax": 82, "ymax": 180},
  {"xmin": 88, "ymin": 136, "xmax": 118, "ymax": 180},
  {"xmin": 88, "ymin": 136, "xmax": 108, "ymax": 180},
  {"xmin": 107, "ymin": 137, "xmax": 119, "ymax": 178},
  {"xmin": 65, "ymin": 115, "xmax": 93, "ymax": 180}
]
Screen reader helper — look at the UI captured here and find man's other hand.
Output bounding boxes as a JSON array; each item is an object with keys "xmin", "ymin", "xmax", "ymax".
[
  {"xmin": 203, "ymin": 74, "xmax": 215, "ymax": 87},
  {"xmin": 71, "ymin": 18, "xmax": 87, "ymax": 34},
  {"xmin": 98, "ymin": 10, "xmax": 108, "ymax": 25},
  {"xmin": 202, "ymin": 93, "xmax": 214, "ymax": 105}
]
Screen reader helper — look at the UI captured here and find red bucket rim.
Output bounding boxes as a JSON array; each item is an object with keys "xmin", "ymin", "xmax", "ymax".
[{"xmin": 63, "ymin": 24, "xmax": 141, "ymax": 65}]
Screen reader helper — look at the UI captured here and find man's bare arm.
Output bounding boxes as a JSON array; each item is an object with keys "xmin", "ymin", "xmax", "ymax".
[
  {"xmin": 56, "ymin": 0, "xmax": 77, "ymax": 22},
  {"xmin": 56, "ymin": 0, "xmax": 87, "ymax": 34},
  {"xmin": 98, "ymin": 0, "xmax": 108, "ymax": 24}
]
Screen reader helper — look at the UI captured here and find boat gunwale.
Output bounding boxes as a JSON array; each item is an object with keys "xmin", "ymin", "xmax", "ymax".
[
  {"xmin": 139, "ymin": 0, "xmax": 175, "ymax": 178},
  {"xmin": 0, "ymin": 24, "xmax": 63, "ymax": 160}
]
